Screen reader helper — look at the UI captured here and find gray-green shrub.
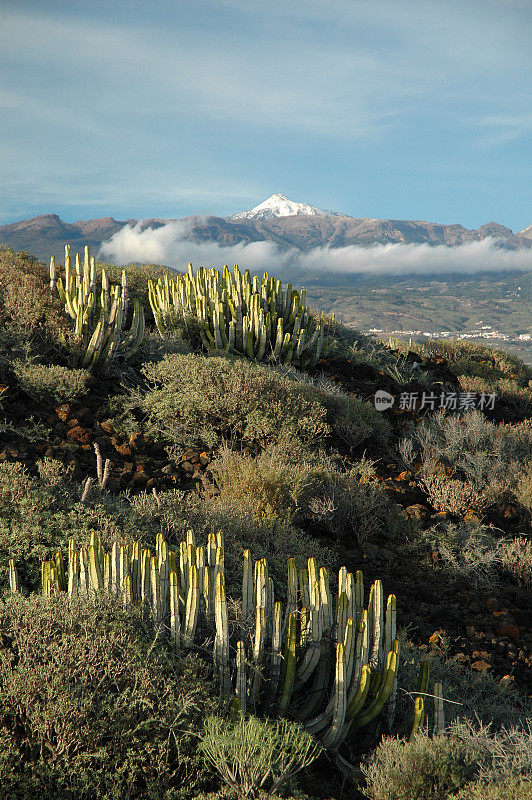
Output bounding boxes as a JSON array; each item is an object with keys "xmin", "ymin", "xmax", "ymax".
[
  {"xmin": 132, "ymin": 354, "xmax": 331, "ymax": 451},
  {"xmin": 400, "ymin": 411, "xmax": 532, "ymax": 515},
  {"xmin": 208, "ymin": 446, "xmax": 410, "ymax": 545},
  {"xmin": 0, "ymin": 592, "xmax": 216, "ymax": 800},
  {"xmin": 113, "ymin": 353, "xmax": 388, "ymax": 454},
  {"xmin": 360, "ymin": 726, "xmax": 485, "ymax": 800},
  {"xmin": 455, "ymin": 781, "xmax": 532, "ymax": 800},
  {"xmin": 209, "ymin": 443, "xmax": 322, "ymax": 523},
  {"xmin": 422, "ymin": 522, "xmax": 502, "ymax": 588},
  {"xmin": 498, "ymin": 536, "xmax": 532, "ymax": 588},
  {"xmin": 13, "ymin": 360, "xmax": 90, "ymax": 404},
  {"xmin": 395, "ymin": 640, "xmax": 529, "ymax": 732}
]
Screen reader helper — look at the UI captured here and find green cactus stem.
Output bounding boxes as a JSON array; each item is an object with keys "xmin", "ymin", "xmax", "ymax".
[
  {"xmin": 170, "ymin": 570, "xmax": 181, "ymax": 654},
  {"xmin": 14, "ymin": 530, "xmax": 429, "ymax": 757},
  {"xmin": 147, "ymin": 264, "xmax": 325, "ymax": 368},
  {"xmin": 49, "ymin": 245, "xmax": 145, "ymax": 373},
  {"xmin": 410, "ymin": 697, "xmax": 425, "ymax": 741}
]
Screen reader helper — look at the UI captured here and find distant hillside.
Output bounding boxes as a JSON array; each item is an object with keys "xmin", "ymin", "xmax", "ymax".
[
  {"xmin": 1, "ymin": 203, "xmax": 531, "ymax": 264},
  {"xmin": 0, "ymin": 214, "xmax": 132, "ymax": 263}
]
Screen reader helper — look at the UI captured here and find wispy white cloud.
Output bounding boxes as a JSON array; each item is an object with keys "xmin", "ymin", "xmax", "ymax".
[
  {"xmin": 474, "ymin": 113, "xmax": 532, "ymax": 148},
  {"xmin": 5, "ymin": 2, "xmax": 524, "ymax": 141},
  {"xmin": 100, "ymin": 221, "xmax": 532, "ymax": 275},
  {"xmin": 0, "ymin": 7, "xmax": 397, "ymax": 140},
  {"xmin": 1, "ymin": 1, "xmax": 530, "ymax": 225}
]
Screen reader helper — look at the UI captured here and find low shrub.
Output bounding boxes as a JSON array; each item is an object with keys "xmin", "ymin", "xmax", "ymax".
[
  {"xmin": 455, "ymin": 781, "xmax": 532, "ymax": 800},
  {"xmin": 12, "ymin": 360, "xmax": 90, "ymax": 404},
  {"xmin": 307, "ymin": 459, "xmax": 413, "ymax": 544},
  {"xmin": 209, "ymin": 443, "xmax": 322, "ymax": 524},
  {"xmin": 395, "ymin": 640, "xmax": 529, "ymax": 732},
  {"xmin": 0, "ymin": 247, "xmax": 69, "ymax": 359},
  {"xmin": 360, "ymin": 727, "xmax": 482, "ymax": 800},
  {"xmin": 198, "ymin": 715, "xmax": 321, "ymax": 799},
  {"xmin": 131, "ymin": 328, "xmax": 198, "ymax": 365},
  {"xmin": 310, "ymin": 385, "xmax": 389, "ymax": 449},
  {"xmin": 498, "ymin": 536, "xmax": 532, "ymax": 588},
  {"xmin": 390, "ymin": 338, "xmax": 532, "ymax": 387},
  {"xmin": 458, "ymin": 374, "xmax": 532, "ymax": 415},
  {"xmin": 0, "ymin": 461, "xmax": 165, "ymax": 590},
  {"xmin": 422, "ymin": 522, "xmax": 502, "ymax": 588},
  {"xmin": 0, "ymin": 327, "xmax": 33, "ymax": 385},
  {"xmin": 113, "ymin": 353, "xmax": 388, "ymax": 455},
  {"xmin": 141, "ymin": 487, "xmax": 336, "ymax": 594},
  {"xmin": 515, "ymin": 464, "xmax": 532, "ymax": 514},
  {"xmin": 132, "ymin": 354, "xmax": 331, "ymax": 452},
  {"xmin": 361, "ymin": 721, "xmax": 532, "ymax": 800},
  {"xmin": 209, "ymin": 445, "xmax": 409, "ymax": 545},
  {"xmin": 400, "ymin": 411, "xmax": 532, "ymax": 515},
  {"xmin": 0, "ymin": 592, "xmax": 216, "ymax": 800}
]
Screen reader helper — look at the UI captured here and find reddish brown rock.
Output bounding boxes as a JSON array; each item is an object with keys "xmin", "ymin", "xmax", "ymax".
[
  {"xmin": 66, "ymin": 426, "xmax": 92, "ymax": 446},
  {"xmin": 471, "ymin": 660, "xmax": 491, "ymax": 674},
  {"xmin": 114, "ymin": 442, "xmax": 133, "ymax": 457},
  {"xmin": 55, "ymin": 404, "xmax": 71, "ymax": 422},
  {"xmin": 496, "ymin": 623, "xmax": 519, "ymax": 642},
  {"xmin": 395, "ymin": 470, "xmax": 412, "ymax": 481},
  {"xmin": 498, "ymin": 675, "xmax": 514, "ymax": 690}
]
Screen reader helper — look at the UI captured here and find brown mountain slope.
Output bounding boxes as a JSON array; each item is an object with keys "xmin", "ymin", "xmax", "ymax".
[
  {"xmin": 1, "ymin": 212, "xmax": 530, "ymax": 264},
  {"xmin": 0, "ymin": 214, "xmax": 132, "ymax": 262}
]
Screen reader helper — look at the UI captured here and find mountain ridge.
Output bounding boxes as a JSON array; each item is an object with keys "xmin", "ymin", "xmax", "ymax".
[{"xmin": 1, "ymin": 199, "xmax": 531, "ymax": 264}]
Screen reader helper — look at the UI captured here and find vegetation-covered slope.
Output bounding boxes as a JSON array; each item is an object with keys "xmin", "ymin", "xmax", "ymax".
[{"xmin": 0, "ymin": 246, "xmax": 530, "ymax": 800}]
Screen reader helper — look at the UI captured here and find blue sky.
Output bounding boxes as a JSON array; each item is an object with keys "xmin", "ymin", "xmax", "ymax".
[{"xmin": 1, "ymin": 0, "xmax": 531, "ymax": 230}]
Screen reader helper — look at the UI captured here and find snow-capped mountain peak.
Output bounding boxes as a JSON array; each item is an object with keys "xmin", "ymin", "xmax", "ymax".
[
  {"xmin": 518, "ymin": 221, "xmax": 532, "ymax": 239},
  {"xmin": 228, "ymin": 193, "xmax": 344, "ymax": 220}
]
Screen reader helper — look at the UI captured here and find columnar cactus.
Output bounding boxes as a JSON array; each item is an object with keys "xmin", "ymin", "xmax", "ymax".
[
  {"xmin": 409, "ymin": 661, "xmax": 431, "ymax": 740},
  {"xmin": 49, "ymin": 245, "xmax": 145, "ymax": 372},
  {"xmin": 8, "ymin": 559, "xmax": 19, "ymax": 593},
  {"xmin": 433, "ymin": 681, "xmax": 445, "ymax": 734},
  {"xmin": 18, "ymin": 530, "xmax": 436, "ymax": 759},
  {"xmin": 148, "ymin": 264, "xmax": 325, "ymax": 368}
]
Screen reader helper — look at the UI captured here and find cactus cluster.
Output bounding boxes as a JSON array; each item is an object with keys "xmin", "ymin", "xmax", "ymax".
[
  {"xmin": 49, "ymin": 245, "xmax": 145, "ymax": 372},
  {"xmin": 16, "ymin": 530, "xmax": 445, "ymax": 755},
  {"xmin": 7, "ymin": 531, "xmax": 446, "ymax": 762},
  {"xmin": 148, "ymin": 264, "xmax": 325, "ymax": 368}
]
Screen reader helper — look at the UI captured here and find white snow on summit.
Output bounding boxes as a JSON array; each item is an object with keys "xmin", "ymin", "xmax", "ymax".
[
  {"xmin": 518, "ymin": 222, "xmax": 532, "ymax": 239},
  {"xmin": 228, "ymin": 193, "xmax": 345, "ymax": 220}
]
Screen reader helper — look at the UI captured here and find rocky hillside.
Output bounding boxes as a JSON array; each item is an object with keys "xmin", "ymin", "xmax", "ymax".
[{"xmin": 0, "ymin": 246, "xmax": 530, "ymax": 800}]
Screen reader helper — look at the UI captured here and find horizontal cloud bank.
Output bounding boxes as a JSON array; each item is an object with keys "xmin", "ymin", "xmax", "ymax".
[{"xmin": 100, "ymin": 220, "xmax": 532, "ymax": 276}]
